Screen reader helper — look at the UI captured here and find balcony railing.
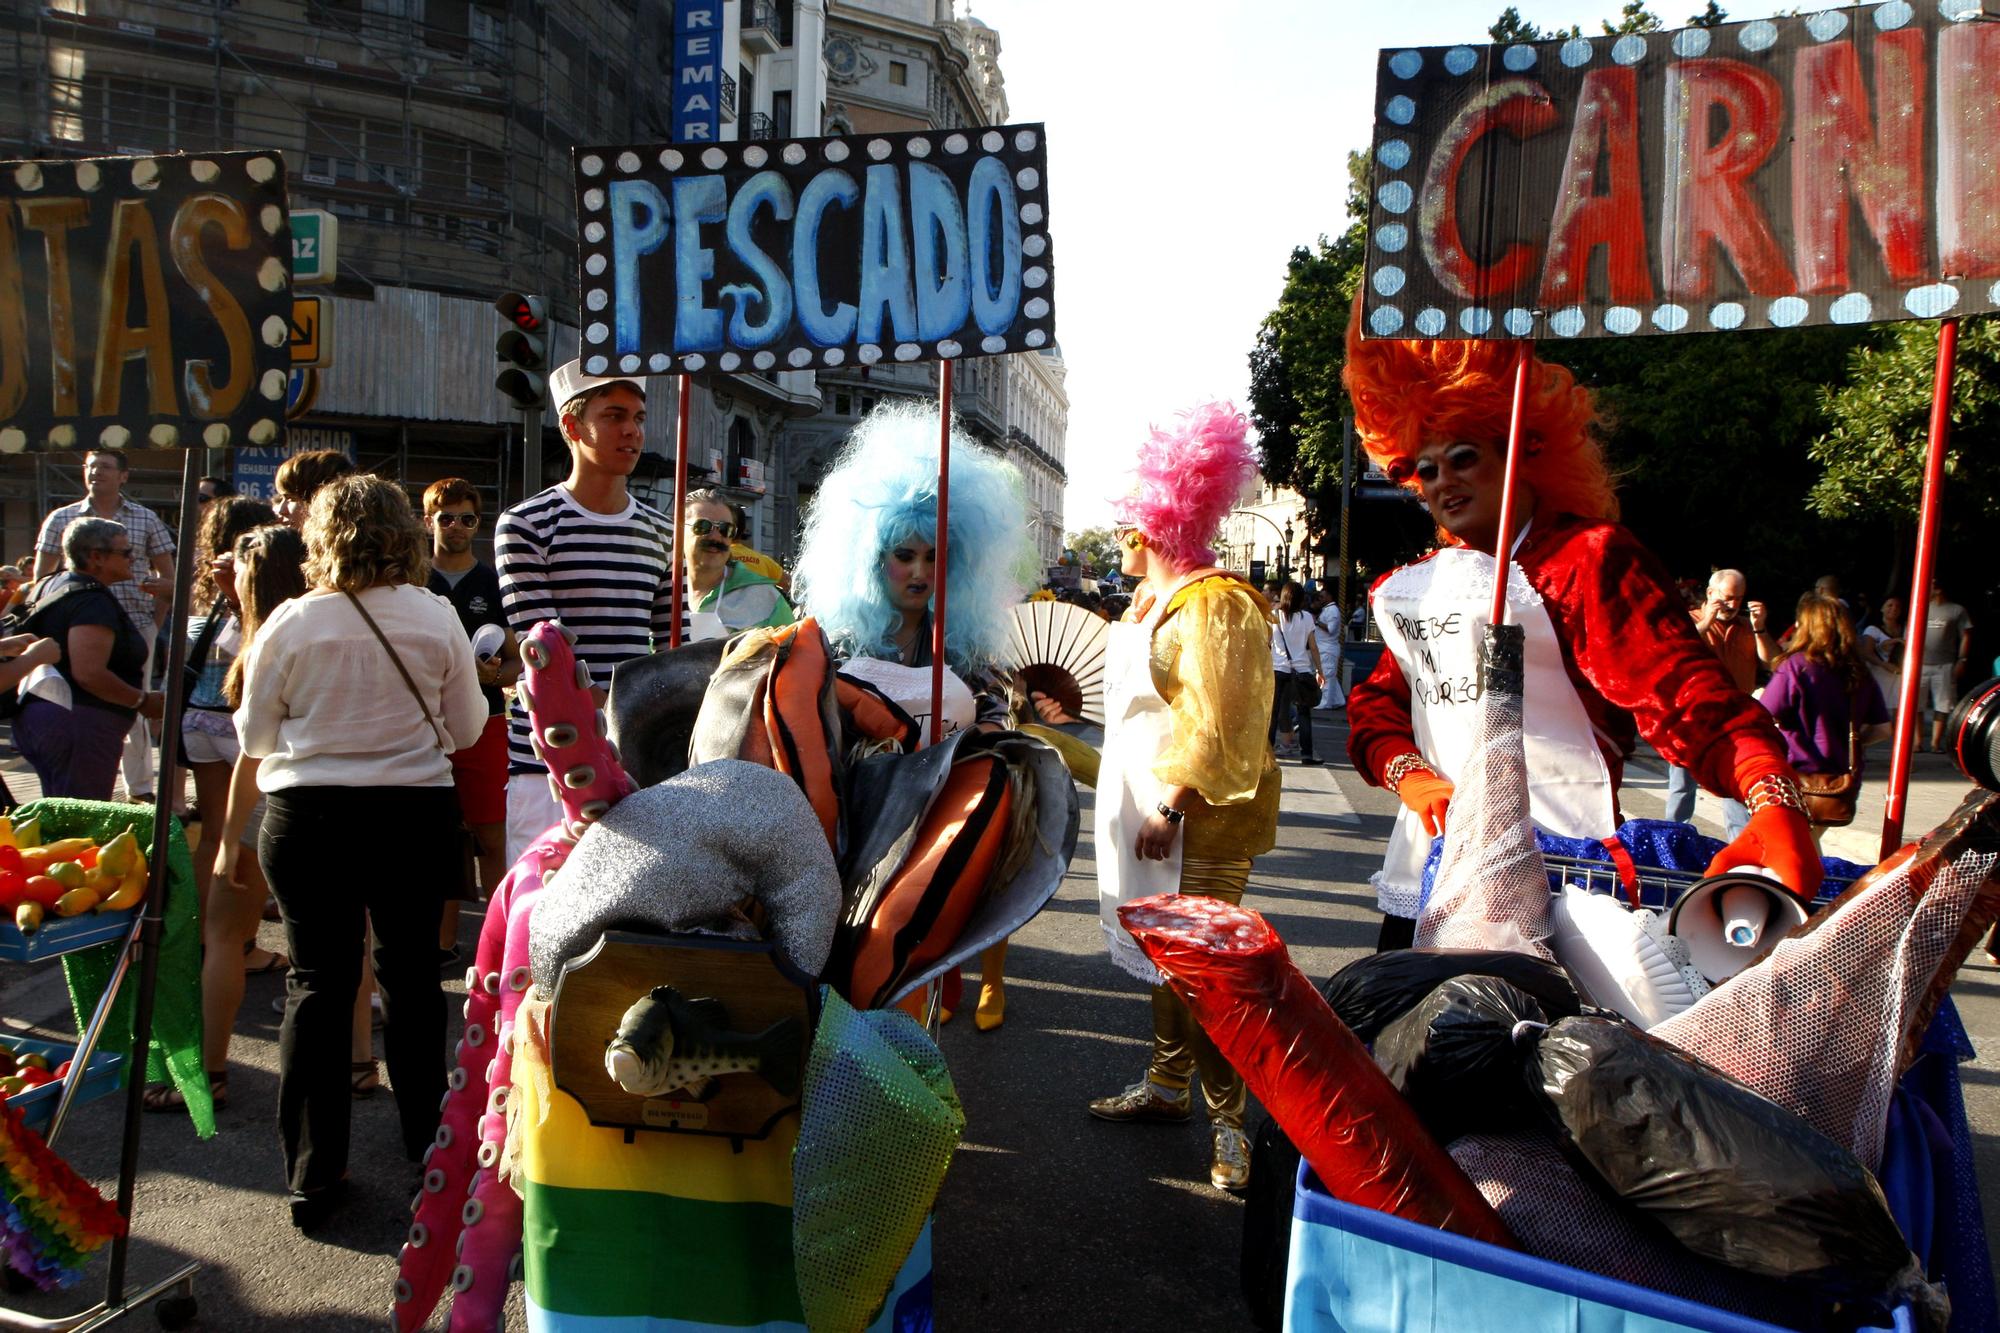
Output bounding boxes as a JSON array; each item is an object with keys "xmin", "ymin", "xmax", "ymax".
[
  {"xmin": 720, "ymin": 72, "xmax": 737, "ymax": 119},
  {"xmin": 742, "ymin": 0, "xmax": 783, "ymax": 54},
  {"xmin": 748, "ymin": 112, "xmax": 776, "ymax": 140}
]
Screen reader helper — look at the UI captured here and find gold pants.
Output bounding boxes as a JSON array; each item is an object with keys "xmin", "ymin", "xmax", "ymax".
[{"xmin": 1145, "ymin": 856, "xmax": 1251, "ymax": 1129}]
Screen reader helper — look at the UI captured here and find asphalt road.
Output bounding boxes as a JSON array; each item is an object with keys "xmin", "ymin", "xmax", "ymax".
[{"xmin": 1, "ymin": 712, "xmax": 1996, "ymax": 1330}]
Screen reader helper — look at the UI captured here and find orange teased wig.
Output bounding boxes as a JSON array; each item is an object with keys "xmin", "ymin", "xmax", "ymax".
[{"xmin": 1341, "ymin": 304, "xmax": 1618, "ymax": 529}]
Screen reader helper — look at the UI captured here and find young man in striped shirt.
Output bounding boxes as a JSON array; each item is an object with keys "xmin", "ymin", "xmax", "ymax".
[{"xmin": 495, "ymin": 360, "xmax": 683, "ymax": 861}]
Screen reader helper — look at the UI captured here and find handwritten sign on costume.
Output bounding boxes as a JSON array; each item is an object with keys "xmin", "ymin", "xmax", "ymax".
[
  {"xmin": 0, "ymin": 151, "xmax": 294, "ymax": 451},
  {"xmin": 573, "ymin": 124, "xmax": 1054, "ymax": 376},
  {"xmin": 1362, "ymin": 7, "xmax": 2000, "ymax": 340}
]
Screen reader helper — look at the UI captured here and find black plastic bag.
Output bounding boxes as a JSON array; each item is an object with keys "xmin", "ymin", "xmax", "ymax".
[
  {"xmin": 1320, "ymin": 947, "xmax": 1580, "ymax": 1045},
  {"xmin": 1529, "ymin": 1015, "xmax": 1948, "ymax": 1332},
  {"xmin": 1373, "ymin": 976, "xmax": 1546, "ymax": 1143}
]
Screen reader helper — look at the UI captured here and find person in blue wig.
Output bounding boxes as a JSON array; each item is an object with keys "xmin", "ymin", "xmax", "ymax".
[{"xmin": 793, "ymin": 399, "xmax": 1036, "ymax": 1027}]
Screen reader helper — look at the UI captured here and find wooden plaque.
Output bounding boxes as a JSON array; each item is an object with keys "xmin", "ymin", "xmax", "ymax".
[{"xmin": 548, "ymin": 931, "xmax": 816, "ymax": 1141}]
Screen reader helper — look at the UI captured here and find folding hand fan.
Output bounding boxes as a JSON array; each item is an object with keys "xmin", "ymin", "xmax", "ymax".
[{"xmin": 1005, "ymin": 601, "xmax": 1108, "ymax": 726}]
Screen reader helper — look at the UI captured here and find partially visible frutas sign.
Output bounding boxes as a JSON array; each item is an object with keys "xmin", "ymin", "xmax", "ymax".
[{"xmin": 0, "ymin": 150, "xmax": 294, "ymax": 449}]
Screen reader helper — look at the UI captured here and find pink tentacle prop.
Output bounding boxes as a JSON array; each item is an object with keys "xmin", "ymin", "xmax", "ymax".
[{"xmin": 392, "ymin": 620, "xmax": 636, "ymax": 1332}]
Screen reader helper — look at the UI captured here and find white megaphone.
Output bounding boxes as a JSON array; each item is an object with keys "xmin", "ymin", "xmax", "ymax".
[{"xmin": 1667, "ymin": 868, "xmax": 1812, "ymax": 984}]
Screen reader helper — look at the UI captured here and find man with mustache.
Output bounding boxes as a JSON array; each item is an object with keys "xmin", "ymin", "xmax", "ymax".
[{"xmin": 681, "ymin": 488, "xmax": 793, "ymax": 642}]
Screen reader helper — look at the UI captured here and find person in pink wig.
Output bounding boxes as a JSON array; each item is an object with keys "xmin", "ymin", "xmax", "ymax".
[{"xmin": 1035, "ymin": 401, "xmax": 1277, "ymax": 1192}]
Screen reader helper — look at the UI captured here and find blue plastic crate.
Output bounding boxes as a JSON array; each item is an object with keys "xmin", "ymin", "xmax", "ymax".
[
  {"xmin": 0, "ymin": 907, "xmax": 137, "ymax": 963},
  {"xmin": 1284, "ymin": 1165, "xmax": 1916, "ymax": 1333},
  {"xmin": 2, "ymin": 1034, "xmax": 123, "ymax": 1136}
]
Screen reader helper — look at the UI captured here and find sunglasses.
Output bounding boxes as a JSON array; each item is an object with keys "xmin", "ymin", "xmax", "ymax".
[
  {"xmin": 98, "ymin": 545, "xmax": 133, "ymax": 557},
  {"xmin": 689, "ymin": 518, "xmax": 739, "ymax": 540},
  {"xmin": 432, "ymin": 512, "xmax": 479, "ymax": 528}
]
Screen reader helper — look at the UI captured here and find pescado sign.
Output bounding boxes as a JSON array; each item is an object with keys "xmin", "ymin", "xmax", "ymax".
[
  {"xmin": 1362, "ymin": 4, "xmax": 2000, "ymax": 340},
  {"xmin": 0, "ymin": 150, "xmax": 294, "ymax": 451},
  {"xmin": 573, "ymin": 123, "xmax": 1054, "ymax": 376}
]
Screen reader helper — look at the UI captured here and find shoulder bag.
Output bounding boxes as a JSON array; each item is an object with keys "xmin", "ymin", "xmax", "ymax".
[
  {"xmin": 346, "ymin": 591, "xmax": 481, "ymax": 894},
  {"xmin": 1795, "ymin": 678, "xmax": 1863, "ymax": 828}
]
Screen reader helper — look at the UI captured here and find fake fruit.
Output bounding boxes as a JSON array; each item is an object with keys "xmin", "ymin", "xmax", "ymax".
[
  {"xmin": 40, "ymin": 838, "xmax": 94, "ymax": 861},
  {"xmin": 52, "ymin": 888, "xmax": 95, "ymax": 918},
  {"xmin": 99, "ymin": 871, "xmax": 146, "ymax": 913},
  {"xmin": 0, "ymin": 871, "xmax": 25, "ymax": 909},
  {"xmin": 14, "ymin": 902, "xmax": 42, "ymax": 934},
  {"xmin": 0, "ymin": 846, "xmax": 22, "ymax": 875},
  {"xmin": 16, "ymin": 1053, "xmax": 47, "ymax": 1073},
  {"xmin": 20, "ymin": 876, "xmax": 63, "ymax": 908},
  {"xmin": 45, "ymin": 861, "xmax": 84, "ymax": 891},
  {"xmin": 96, "ymin": 827, "xmax": 139, "ymax": 879},
  {"xmin": 0, "ymin": 814, "xmax": 36, "ymax": 850}
]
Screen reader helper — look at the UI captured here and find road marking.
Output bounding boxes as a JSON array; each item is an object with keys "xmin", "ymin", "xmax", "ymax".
[{"xmin": 1282, "ymin": 761, "xmax": 1362, "ymax": 825}]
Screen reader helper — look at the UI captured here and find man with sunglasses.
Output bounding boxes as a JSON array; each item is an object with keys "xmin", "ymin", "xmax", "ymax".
[
  {"xmin": 682, "ymin": 488, "xmax": 793, "ymax": 642},
  {"xmin": 423, "ymin": 479, "xmax": 519, "ymax": 958}
]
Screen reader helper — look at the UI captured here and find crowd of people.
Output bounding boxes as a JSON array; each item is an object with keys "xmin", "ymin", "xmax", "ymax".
[{"xmin": 0, "ymin": 338, "xmax": 1988, "ymax": 1243}]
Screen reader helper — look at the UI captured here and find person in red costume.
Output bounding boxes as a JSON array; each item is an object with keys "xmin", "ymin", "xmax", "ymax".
[{"xmin": 1341, "ymin": 321, "xmax": 1819, "ymax": 950}]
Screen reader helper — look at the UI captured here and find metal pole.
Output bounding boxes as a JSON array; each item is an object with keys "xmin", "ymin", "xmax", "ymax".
[
  {"xmin": 1487, "ymin": 342, "xmax": 1534, "ymax": 629},
  {"xmin": 930, "ymin": 360, "xmax": 954, "ymax": 744},
  {"xmin": 520, "ymin": 404, "xmax": 542, "ymax": 507},
  {"xmin": 670, "ymin": 374, "xmax": 692, "ymax": 648},
  {"xmin": 106, "ymin": 449, "xmax": 202, "ymax": 1302},
  {"xmin": 1339, "ymin": 411, "xmax": 1353, "ymax": 623},
  {"xmin": 1880, "ymin": 316, "xmax": 1960, "ymax": 858}
]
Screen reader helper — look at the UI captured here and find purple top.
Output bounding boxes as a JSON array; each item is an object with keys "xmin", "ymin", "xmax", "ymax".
[{"xmin": 1759, "ymin": 655, "xmax": 1888, "ymax": 775}]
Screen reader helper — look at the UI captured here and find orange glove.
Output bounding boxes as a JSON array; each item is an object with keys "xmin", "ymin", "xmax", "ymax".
[
  {"xmin": 1706, "ymin": 805, "xmax": 1823, "ymax": 902},
  {"xmin": 1395, "ymin": 771, "xmax": 1455, "ymax": 838}
]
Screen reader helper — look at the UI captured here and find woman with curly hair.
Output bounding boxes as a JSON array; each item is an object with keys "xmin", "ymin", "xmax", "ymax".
[
  {"xmin": 236, "ymin": 475, "xmax": 486, "ymax": 1231},
  {"xmin": 1033, "ymin": 401, "xmax": 1276, "ymax": 1193},
  {"xmin": 793, "ymin": 401, "xmax": 1035, "ymax": 1027},
  {"xmin": 1341, "ymin": 314, "xmax": 1818, "ymax": 948}
]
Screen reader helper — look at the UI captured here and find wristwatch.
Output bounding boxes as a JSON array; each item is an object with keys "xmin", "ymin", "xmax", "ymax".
[{"xmin": 1155, "ymin": 802, "xmax": 1185, "ymax": 825}]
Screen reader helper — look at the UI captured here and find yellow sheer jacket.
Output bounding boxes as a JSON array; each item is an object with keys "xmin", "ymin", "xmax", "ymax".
[
  {"xmin": 1019, "ymin": 575, "xmax": 1279, "ymax": 860},
  {"xmin": 1151, "ymin": 575, "xmax": 1281, "ymax": 860}
]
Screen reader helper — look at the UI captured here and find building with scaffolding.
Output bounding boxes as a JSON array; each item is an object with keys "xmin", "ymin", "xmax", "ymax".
[
  {"xmin": 0, "ymin": 0, "xmax": 1057, "ymax": 576},
  {"xmin": 765, "ymin": 1, "xmax": 1065, "ymax": 570}
]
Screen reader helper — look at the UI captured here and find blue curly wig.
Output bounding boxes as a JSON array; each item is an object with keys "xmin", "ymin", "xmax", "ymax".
[{"xmin": 794, "ymin": 399, "xmax": 1035, "ymax": 672}]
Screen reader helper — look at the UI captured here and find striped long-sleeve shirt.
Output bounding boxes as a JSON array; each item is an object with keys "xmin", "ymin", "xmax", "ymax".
[{"xmin": 495, "ymin": 485, "xmax": 685, "ymax": 773}]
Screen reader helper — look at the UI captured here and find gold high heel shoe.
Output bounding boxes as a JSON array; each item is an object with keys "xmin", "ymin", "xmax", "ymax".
[{"xmin": 974, "ymin": 939, "xmax": 1009, "ymax": 1031}]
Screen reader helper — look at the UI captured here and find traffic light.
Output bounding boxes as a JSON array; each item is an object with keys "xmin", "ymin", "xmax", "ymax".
[{"xmin": 494, "ymin": 291, "xmax": 548, "ymax": 410}]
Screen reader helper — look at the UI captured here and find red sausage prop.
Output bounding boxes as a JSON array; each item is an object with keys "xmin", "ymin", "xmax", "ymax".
[{"xmin": 1119, "ymin": 893, "xmax": 1516, "ymax": 1248}]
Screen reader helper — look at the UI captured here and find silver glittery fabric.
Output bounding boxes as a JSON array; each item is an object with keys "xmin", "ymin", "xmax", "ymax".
[{"xmin": 528, "ymin": 759, "xmax": 842, "ymax": 985}]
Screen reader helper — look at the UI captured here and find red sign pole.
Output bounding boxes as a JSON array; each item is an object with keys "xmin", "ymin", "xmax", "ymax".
[
  {"xmin": 1880, "ymin": 317, "xmax": 1960, "ymax": 859},
  {"xmin": 1488, "ymin": 341, "xmax": 1534, "ymax": 628},
  {"xmin": 930, "ymin": 360, "xmax": 955, "ymax": 745},
  {"xmin": 670, "ymin": 373, "xmax": 692, "ymax": 649}
]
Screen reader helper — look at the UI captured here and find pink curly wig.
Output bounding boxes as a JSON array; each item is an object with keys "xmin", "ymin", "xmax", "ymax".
[
  {"xmin": 1115, "ymin": 401, "xmax": 1258, "ymax": 568},
  {"xmin": 1342, "ymin": 301, "xmax": 1618, "ymax": 531}
]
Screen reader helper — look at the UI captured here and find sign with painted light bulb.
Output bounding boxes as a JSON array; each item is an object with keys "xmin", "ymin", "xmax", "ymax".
[
  {"xmin": 573, "ymin": 123, "xmax": 1055, "ymax": 375},
  {"xmin": 0, "ymin": 150, "xmax": 295, "ymax": 451},
  {"xmin": 1362, "ymin": 4, "xmax": 2000, "ymax": 340}
]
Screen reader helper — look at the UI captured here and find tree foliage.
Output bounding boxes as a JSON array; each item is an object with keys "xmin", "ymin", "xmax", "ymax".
[
  {"xmin": 1809, "ymin": 317, "xmax": 2000, "ymax": 541},
  {"xmin": 1064, "ymin": 525, "xmax": 1119, "ymax": 577}
]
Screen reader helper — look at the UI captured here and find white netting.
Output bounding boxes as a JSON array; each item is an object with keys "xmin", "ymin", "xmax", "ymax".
[
  {"xmin": 1449, "ymin": 1131, "xmax": 1805, "ymax": 1324},
  {"xmin": 1653, "ymin": 843, "xmax": 2000, "ymax": 1169},
  {"xmin": 1415, "ymin": 626, "xmax": 1553, "ymax": 959}
]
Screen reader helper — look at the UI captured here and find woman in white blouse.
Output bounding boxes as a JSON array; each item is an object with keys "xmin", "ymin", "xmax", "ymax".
[{"xmin": 236, "ymin": 474, "xmax": 485, "ymax": 1232}]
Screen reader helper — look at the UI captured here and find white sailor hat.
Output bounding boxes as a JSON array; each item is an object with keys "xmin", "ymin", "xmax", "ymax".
[{"xmin": 548, "ymin": 359, "xmax": 646, "ymax": 410}]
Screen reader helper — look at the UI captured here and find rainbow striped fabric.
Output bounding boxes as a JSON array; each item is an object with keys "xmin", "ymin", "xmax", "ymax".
[{"xmin": 512, "ymin": 999, "xmax": 933, "ymax": 1332}]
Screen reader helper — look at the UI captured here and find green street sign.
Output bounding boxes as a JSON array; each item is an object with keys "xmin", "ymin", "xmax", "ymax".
[{"xmin": 290, "ymin": 209, "xmax": 338, "ymax": 285}]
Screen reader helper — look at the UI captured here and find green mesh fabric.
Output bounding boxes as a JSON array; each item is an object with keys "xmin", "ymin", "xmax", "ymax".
[
  {"xmin": 793, "ymin": 989, "xmax": 961, "ymax": 1333},
  {"xmin": 18, "ymin": 800, "xmax": 214, "ymax": 1139}
]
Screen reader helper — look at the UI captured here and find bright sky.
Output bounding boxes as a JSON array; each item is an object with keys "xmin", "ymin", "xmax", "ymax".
[{"xmin": 970, "ymin": 0, "xmax": 1799, "ymax": 532}]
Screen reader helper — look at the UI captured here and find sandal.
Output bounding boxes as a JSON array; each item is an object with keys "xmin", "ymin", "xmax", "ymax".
[
  {"xmin": 351, "ymin": 1059, "xmax": 382, "ymax": 1098},
  {"xmin": 142, "ymin": 1071, "xmax": 228, "ymax": 1113},
  {"xmin": 243, "ymin": 946, "xmax": 289, "ymax": 976}
]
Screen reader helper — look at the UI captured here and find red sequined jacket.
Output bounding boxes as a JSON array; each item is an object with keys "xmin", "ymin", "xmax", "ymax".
[{"xmin": 1348, "ymin": 513, "xmax": 1794, "ymax": 807}]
